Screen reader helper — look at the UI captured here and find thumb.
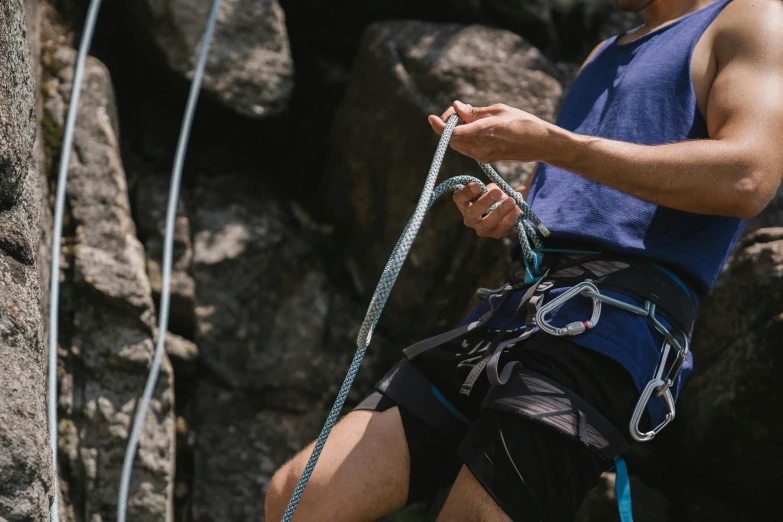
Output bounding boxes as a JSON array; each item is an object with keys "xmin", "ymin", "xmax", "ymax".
[{"xmin": 453, "ymin": 100, "xmax": 491, "ymax": 123}]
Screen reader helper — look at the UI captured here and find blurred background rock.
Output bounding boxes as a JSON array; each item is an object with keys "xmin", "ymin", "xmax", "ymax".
[{"xmin": 1, "ymin": 0, "xmax": 779, "ymax": 520}]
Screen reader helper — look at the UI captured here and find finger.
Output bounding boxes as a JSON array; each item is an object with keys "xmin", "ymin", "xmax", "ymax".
[
  {"xmin": 449, "ymin": 118, "xmax": 489, "ymax": 142},
  {"xmin": 475, "ymin": 197, "xmax": 516, "ymax": 236},
  {"xmin": 452, "ymin": 183, "xmax": 482, "ymax": 209},
  {"xmin": 453, "ymin": 100, "xmax": 498, "ymax": 123},
  {"xmin": 440, "ymin": 106, "xmax": 457, "ymax": 122},
  {"xmin": 464, "ymin": 188, "xmax": 504, "ymax": 226},
  {"xmin": 489, "ymin": 206, "xmax": 522, "ymax": 239},
  {"xmin": 428, "ymin": 114, "xmax": 447, "ymax": 135}
]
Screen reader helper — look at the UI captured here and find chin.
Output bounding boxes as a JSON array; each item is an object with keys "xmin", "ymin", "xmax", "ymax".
[{"xmin": 615, "ymin": 0, "xmax": 654, "ymax": 12}]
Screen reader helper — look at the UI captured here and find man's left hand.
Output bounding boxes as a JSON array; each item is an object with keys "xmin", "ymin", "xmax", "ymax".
[{"xmin": 427, "ymin": 101, "xmax": 553, "ymax": 164}]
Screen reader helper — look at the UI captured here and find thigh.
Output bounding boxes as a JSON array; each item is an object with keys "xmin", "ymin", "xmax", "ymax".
[
  {"xmin": 276, "ymin": 408, "xmax": 409, "ymax": 522},
  {"xmin": 436, "ymin": 466, "xmax": 512, "ymax": 522}
]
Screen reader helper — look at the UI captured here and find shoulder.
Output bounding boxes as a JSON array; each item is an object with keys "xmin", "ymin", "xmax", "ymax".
[
  {"xmin": 578, "ymin": 39, "xmax": 611, "ymax": 73},
  {"xmin": 712, "ymin": 0, "xmax": 783, "ymax": 54}
]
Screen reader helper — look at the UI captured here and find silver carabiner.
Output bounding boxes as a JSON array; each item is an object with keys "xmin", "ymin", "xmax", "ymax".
[
  {"xmin": 535, "ymin": 280, "xmax": 602, "ymax": 337},
  {"xmin": 629, "ymin": 378, "xmax": 675, "ymax": 442}
]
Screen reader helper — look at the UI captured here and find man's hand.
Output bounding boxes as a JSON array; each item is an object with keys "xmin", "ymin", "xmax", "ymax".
[
  {"xmin": 452, "ymin": 182, "xmax": 525, "ymax": 239},
  {"xmin": 427, "ymin": 101, "xmax": 553, "ymax": 164}
]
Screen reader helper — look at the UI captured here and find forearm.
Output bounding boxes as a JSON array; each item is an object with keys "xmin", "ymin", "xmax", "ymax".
[{"xmin": 538, "ymin": 127, "xmax": 770, "ymax": 219}]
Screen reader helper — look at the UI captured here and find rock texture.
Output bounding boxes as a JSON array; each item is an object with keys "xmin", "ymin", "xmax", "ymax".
[
  {"xmin": 43, "ymin": 47, "xmax": 176, "ymax": 521},
  {"xmin": 136, "ymin": 174, "xmax": 197, "ymax": 339},
  {"xmin": 140, "ymin": 0, "xmax": 294, "ymax": 118},
  {"xmin": 187, "ymin": 174, "xmax": 386, "ymax": 520},
  {"xmin": 0, "ymin": 0, "xmax": 54, "ymax": 520},
  {"xmin": 323, "ymin": 21, "xmax": 563, "ymax": 342},
  {"xmin": 679, "ymin": 226, "xmax": 783, "ymax": 504},
  {"xmin": 191, "ymin": 175, "xmax": 382, "ymax": 406}
]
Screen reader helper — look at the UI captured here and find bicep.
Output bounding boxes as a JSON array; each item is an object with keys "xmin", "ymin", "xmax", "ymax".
[{"xmin": 707, "ymin": 6, "xmax": 783, "ymax": 171}]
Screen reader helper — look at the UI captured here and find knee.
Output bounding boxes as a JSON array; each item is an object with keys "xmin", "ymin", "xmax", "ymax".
[{"xmin": 265, "ymin": 462, "xmax": 298, "ymax": 521}]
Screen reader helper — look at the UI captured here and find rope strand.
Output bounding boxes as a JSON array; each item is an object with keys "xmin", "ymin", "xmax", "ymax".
[
  {"xmin": 116, "ymin": 1, "xmax": 222, "ymax": 519},
  {"xmin": 47, "ymin": 1, "xmax": 104, "ymax": 520}
]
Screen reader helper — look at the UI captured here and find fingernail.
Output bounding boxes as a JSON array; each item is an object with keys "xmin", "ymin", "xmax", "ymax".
[
  {"xmin": 502, "ymin": 199, "xmax": 515, "ymax": 209},
  {"xmin": 455, "ymin": 100, "xmax": 465, "ymax": 109},
  {"xmin": 490, "ymin": 190, "xmax": 502, "ymax": 201},
  {"xmin": 470, "ymin": 184, "xmax": 480, "ymax": 195}
]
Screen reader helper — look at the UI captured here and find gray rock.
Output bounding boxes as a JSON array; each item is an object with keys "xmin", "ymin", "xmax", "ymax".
[
  {"xmin": 0, "ymin": 0, "xmax": 54, "ymax": 520},
  {"xmin": 142, "ymin": 0, "xmax": 293, "ymax": 118},
  {"xmin": 0, "ymin": 0, "xmax": 36, "ymax": 210},
  {"xmin": 680, "ymin": 227, "xmax": 783, "ymax": 503},
  {"xmin": 322, "ymin": 21, "xmax": 563, "ymax": 342},
  {"xmin": 136, "ymin": 174, "xmax": 197, "ymax": 337},
  {"xmin": 190, "ymin": 176, "xmax": 380, "ymax": 409},
  {"xmin": 191, "ymin": 384, "xmax": 325, "ymax": 522},
  {"xmin": 44, "ymin": 47, "xmax": 176, "ymax": 521}
]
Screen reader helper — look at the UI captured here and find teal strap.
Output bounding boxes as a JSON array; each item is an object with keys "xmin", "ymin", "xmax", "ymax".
[{"xmin": 613, "ymin": 456, "xmax": 634, "ymax": 522}]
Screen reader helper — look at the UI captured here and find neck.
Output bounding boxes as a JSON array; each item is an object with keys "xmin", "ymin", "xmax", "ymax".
[{"xmin": 643, "ymin": 0, "xmax": 714, "ymax": 27}]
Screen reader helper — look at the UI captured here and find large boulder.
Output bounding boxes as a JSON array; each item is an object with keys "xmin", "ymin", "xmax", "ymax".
[
  {"xmin": 321, "ymin": 21, "xmax": 563, "ymax": 342},
  {"xmin": 190, "ymin": 174, "xmax": 383, "ymax": 408},
  {"xmin": 679, "ymin": 226, "xmax": 783, "ymax": 504},
  {"xmin": 188, "ymin": 173, "xmax": 388, "ymax": 519},
  {"xmin": 43, "ymin": 47, "xmax": 176, "ymax": 521},
  {"xmin": 137, "ymin": 0, "xmax": 293, "ymax": 118},
  {"xmin": 0, "ymin": 0, "xmax": 54, "ymax": 520}
]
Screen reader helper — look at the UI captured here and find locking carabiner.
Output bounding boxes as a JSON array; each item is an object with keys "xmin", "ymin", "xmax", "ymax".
[{"xmin": 535, "ymin": 280, "xmax": 602, "ymax": 336}]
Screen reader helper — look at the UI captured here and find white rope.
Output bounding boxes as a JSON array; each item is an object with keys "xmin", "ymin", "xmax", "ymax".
[{"xmin": 46, "ymin": 1, "xmax": 103, "ymax": 520}]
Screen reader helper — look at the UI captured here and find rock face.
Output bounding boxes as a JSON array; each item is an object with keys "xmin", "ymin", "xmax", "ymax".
[
  {"xmin": 135, "ymin": 174, "xmax": 197, "ymax": 339},
  {"xmin": 187, "ymin": 174, "xmax": 387, "ymax": 520},
  {"xmin": 0, "ymin": 0, "xmax": 54, "ymax": 520},
  {"xmin": 43, "ymin": 47, "xmax": 176, "ymax": 521},
  {"xmin": 141, "ymin": 0, "xmax": 294, "ymax": 118},
  {"xmin": 190, "ymin": 175, "xmax": 381, "ymax": 408},
  {"xmin": 322, "ymin": 21, "xmax": 563, "ymax": 342},
  {"xmin": 0, "ymin": 0, "xmax": 36, "ymax": 210},
  {"xmin": 679, "ymin": 226, "xmax": 783, "ymax": 504}
]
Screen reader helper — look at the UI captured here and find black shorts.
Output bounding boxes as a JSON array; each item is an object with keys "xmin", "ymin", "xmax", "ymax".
[{"xmin": 355, "ymin": 330, "xmax": 639, "ymax": 522}]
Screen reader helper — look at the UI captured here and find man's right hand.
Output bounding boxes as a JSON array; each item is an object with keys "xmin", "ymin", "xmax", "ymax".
[{"xmin": 453, "ymin": 182, "xmax": 524, "ymax": 239}]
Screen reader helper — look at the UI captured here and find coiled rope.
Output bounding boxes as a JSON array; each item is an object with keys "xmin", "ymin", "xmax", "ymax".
[
  {"xmin": 281, "ymin": 114, "xmax": 548, "ymax": 521},
  {"xmin": 117, "ymin": 0, "xmax": 222, "ymax": 520},
  {"xmin": 47, "ymin": 1, "xmax": 103, "ymax": 520}
]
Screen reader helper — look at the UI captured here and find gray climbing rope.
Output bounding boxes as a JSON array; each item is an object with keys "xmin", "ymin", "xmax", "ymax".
[
  {"xmin": 281, "ymin": 114, "xmax": 547, "ymax": 521},
  {"xmin": 116, "ymin": 0, "xmax": 222, "ymax": 520},
  {"xmin": 47, "ymin": 1, "xmax": 103, "ymax": 520}
]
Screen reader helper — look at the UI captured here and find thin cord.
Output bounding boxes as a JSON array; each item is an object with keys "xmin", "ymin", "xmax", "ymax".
[
  {"xmin": 46, "ymin": 1, "xmax": 104, "ymax": 520},
  {"xmin": 116, "ymin": 0, "xmax": 222, "ymax": 519}
]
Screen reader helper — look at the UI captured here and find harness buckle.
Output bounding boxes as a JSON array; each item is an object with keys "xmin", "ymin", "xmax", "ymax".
[
  {"xmin": 535, "ymin": 280, "xmax": 602, "ymax": 336},
  {"xmin": 629, "ymin": 378, "xmax": 675, "ymax": 442}
]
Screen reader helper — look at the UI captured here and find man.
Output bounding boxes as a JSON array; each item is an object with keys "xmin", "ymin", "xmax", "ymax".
[{"xmin": 265, "ymin": 0, "xmax": 783, "ymax": 520}]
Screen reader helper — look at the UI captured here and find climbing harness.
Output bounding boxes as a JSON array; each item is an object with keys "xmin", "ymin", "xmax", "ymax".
[
  {"xmin": 46, "ymin": 0, "xmax": 222, "ymax": 520},
  {"xmin": 47, "ymin": 1, "xmax": 103, "ymax": 521},
  {"xmin": 284, "ymin": 115, "xmax": 694, "ymax": 521}
]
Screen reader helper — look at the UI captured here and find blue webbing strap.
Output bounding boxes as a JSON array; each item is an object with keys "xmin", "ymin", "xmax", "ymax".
[{"xmin": 613, "ymin": 455, "xmax": 634, "ymax": 522}]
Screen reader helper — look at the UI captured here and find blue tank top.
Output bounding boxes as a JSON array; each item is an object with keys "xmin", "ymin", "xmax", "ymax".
[
  {"xmin": 461, "ymin": 0, "xmax": 736, "ymax": 425},
  {"xmin": 527, "ymin": 0, "xmax": 743, "ymax": 296}
]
